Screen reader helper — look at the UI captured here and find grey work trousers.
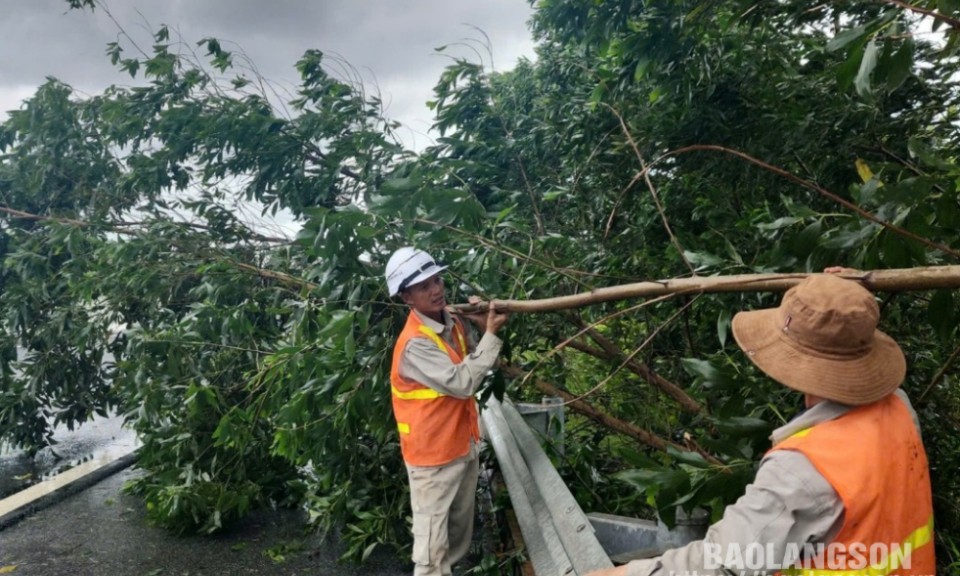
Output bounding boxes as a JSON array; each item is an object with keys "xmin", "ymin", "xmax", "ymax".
[{"xmin": 406, "ymin": 451, "xmax": 479, "ymax": 576}]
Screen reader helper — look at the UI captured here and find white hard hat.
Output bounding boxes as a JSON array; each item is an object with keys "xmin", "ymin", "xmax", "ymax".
[{"xmin": 385, "ymin": 247, "xmax": 448, "ymax": 297}]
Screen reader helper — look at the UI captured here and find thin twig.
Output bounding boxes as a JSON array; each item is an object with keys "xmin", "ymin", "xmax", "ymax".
[
  {"xmin": 866, "ymin": 142, "xmax": 947, "ymax": 195},
  {"xmin": 654, "ymin": 145, "xmax": 960, "ymax": 260},
  {"xmin": 604, "ymin": 104, "xmax": 697, "ymax": 276},
  {"xmin": 604, "ymin": 170, "xmax": 644, "ymax": 240},
  {"xmin": 558, "ymin": 297, "xmax": 698, "ymax": 407},
  {"xmin": 919, "ymin": 342, "xmax": 960, "ymax": 403},
  {"xmin": 517, "ymin": 295, "xmax": 678, "ymax": 391},
  {"xmin": 0, "ymin": 206, "xmax": 91, "ymax": 228},
  {"xmin": 412, "ymin": 217, "xmax": 597, "ymax": 291},
  {"xmin": 566, "ymin": 321, "xmax": 704, "ymax": 414},
  {"xmin": 516, "ymin": 157, "xmax": 546, "ymax": 237}
]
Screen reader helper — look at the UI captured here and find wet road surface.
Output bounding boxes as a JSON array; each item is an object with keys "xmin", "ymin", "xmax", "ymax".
[
  {"xmin": 0, "ymin": 414, "xmax": 137, "ymax": 500},
  {"xmin": 0, "ymin": 467, "xmax": 409, "ymax": 575}
]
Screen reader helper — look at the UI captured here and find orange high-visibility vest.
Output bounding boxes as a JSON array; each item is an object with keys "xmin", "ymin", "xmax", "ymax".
[
  {"xmin": 390, "ymin": 311, "xmax": 480, "ymax": 467},
  {"xmin": 771, "ymin": 393, "xmax": 935, "ymax": 576}
]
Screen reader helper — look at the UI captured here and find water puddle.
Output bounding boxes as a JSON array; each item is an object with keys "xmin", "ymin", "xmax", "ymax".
[{"xmin": 0, "ymin": 414, "xmax": 138, "ymax": 500}]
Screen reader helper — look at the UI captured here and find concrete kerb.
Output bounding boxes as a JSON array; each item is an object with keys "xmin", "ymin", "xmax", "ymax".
[{"xmin": 0, "ymin": 449, "xmax": 137, "ymax": 531}]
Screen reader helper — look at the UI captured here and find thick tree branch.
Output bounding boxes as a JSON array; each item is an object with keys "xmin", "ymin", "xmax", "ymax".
[
  {"xmin": 501, "ymin": 363, "xmax": 725, "ymax": 467},
  {"xmin": 881, "ymin": 0, "xmax": 960, "ymax": 30},
  {"xmin": 452, "ymin": 266, "xmax": 960, "ymax": 314}
]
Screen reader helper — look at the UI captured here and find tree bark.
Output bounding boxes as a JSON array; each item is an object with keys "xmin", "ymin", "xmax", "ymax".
[{"xmin": 452, "ymin": 266, "xmax": 960, "ymax": 314}]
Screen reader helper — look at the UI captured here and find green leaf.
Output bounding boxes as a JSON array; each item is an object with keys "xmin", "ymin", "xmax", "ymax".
[
  {"xmin": 711, "ymin": 416, "xmax": 773, "ymax": 437},
  {"xmin": 780, "ymin": 196, "xmax": 819, "ymax": 219},
  {"xmin": 683, "ymin": 251, "xmax": 725, "ymax": 271},
  {"xmin": 680, "ymin": 358, "xmax": 733, "ymax": 389},
  {"xmin": 633, "ymin": 58, "xmax": 651, "ymax": 81},
  {"xmin": 928, "ymin": 290, "xmax": 956, "ymax": 343},
  {"xmin": 666, "ymin": 446, "xmax": 709, "ymax": 468},
  {"xmin": 821, "ymin": 225, "xmax": 877, "ymax": 250},
  {"xmin": 827, "ymin": 25, "xmax": 869, "ymax": 52},
  {"xmin": 756, "ymin": 216, "xmax": 802, "ymax": 232},
  {"xmin": 589, "ymin": 84, "xmax": 605, "ymax": 106},
  {"xmin": 884, "ymin": 39, "xmax": 914, "ymax": 92},
  {"xmin": 837, "ymin": 40, "xmax": 866, "ymax": 90},
  {"xmin": 790, "ymin": 220, "xmax": 823, "ymax": 259},
  {"xmin": 939, "ymin": 0, "xmax": 960, "ymax": 16},
  {"xmin": 716, "ymin": 309, "xmax": 731, "ymax": 349},
  {"xmin": 344, "ymin": 329, "xmax": 356, "ymax": 358},
  {"xmin": 855, "ymin": 39, "xmax": 879, "ymax": 96},
  {"xmin": 907, "ymin": 138, "xmax": 955, "ymax": 170},
  {"xmin": 616, "ymin": 467, "xmax": 689, "ymax": 494},
  {"xmin": 361, "ymin": 542, "xmax": 378, "ymax": 562}
]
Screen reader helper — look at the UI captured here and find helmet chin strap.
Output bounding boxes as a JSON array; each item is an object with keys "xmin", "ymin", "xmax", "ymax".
[{"xmin": 397, "ymin": 260, "xmax": 437, "ymax": 293}]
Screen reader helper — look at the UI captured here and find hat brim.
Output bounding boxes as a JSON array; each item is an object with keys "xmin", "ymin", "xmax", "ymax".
[
  {"xmin": 401, "ymin": 264, "xmax": 448, "ymax": 292},
  {"xmin": 731, "ymin": 308, "xmax": 905, "ymax": 405}
]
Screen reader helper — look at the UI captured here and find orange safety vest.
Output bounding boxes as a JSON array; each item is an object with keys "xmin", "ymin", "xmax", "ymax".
[
  {"xmin": 771, "ymin": 394, "xmax": 935, "ymax": 576},
  {"xmin": 390, "ymin": 311, "xmax": 480, "ymax": 467}
]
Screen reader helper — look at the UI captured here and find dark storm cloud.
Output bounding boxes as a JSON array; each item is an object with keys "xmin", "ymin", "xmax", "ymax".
[{"xmin": 0, "ymin": 0, "xmax": 536, "ymax": 144}]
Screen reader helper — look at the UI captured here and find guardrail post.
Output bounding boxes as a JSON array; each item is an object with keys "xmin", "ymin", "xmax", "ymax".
[{"xmin": 516, "ymin": 395, "xmax": 565, "ymax": 456}]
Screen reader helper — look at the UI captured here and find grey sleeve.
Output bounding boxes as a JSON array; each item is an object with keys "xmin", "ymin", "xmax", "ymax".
[
  {"xmin": 398, "ymin": 332, "xmax": 502, "ymax": 398},
  {"xmin": 625, "ymin": 450, "xmax": 844, "ymax": 576},
  {"xmin": 894, "ymin": 389, "xmax": 922, "ymax": 437}
]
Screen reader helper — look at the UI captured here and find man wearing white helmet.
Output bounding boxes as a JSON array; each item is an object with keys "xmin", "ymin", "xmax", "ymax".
[{"xmin": 385, "ymin": 246, "xmax": 510, "ymax": 576}]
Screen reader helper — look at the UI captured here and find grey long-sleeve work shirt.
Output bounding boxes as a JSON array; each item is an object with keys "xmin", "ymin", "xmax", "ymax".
[{"xmin": 625, "ymin": 389, "xmax": 921, "ymax": 576}]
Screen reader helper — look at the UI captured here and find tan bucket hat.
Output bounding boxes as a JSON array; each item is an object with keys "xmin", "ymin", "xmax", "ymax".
[{"xmin": 731, "ymin": 274, "xmax": 905, "ymax": 405}]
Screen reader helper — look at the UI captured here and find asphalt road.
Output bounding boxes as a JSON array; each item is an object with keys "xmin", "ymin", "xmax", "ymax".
[{"xmin": 0, "ymin": 468, "xmax": 409, "ymax": 576}]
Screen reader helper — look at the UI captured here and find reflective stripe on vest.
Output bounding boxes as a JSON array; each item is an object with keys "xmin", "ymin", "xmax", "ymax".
[
  {"xmin": 779, "ymin": 515, "xmax": 933, "ymax": 576},
  {"xmin": 391, "ymin": 385, "xmax": 443, "ymax": 401},
  {"xmin": 416, "ymin": 323, "xmax": 467, "ymax": 359}
]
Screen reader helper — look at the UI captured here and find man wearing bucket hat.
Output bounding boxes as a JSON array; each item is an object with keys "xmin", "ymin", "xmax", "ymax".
[
  {"xmin": 589, "ymin": 273, "xmax": 934, "ymax": 576},
  {"xmin": 385, "ymin": 246, "xmax": 509, "ymax": 576}
]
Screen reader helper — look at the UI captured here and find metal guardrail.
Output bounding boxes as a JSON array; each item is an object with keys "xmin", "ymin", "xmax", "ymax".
[{"xmin": 482, "ymin": 396, "xmax": 614, "ymax": 575}]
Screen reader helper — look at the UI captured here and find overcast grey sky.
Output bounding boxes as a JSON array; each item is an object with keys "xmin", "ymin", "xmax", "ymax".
[{"xmin": 0, "ymin": 0, "xmax": 537, "ymax": 149}]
